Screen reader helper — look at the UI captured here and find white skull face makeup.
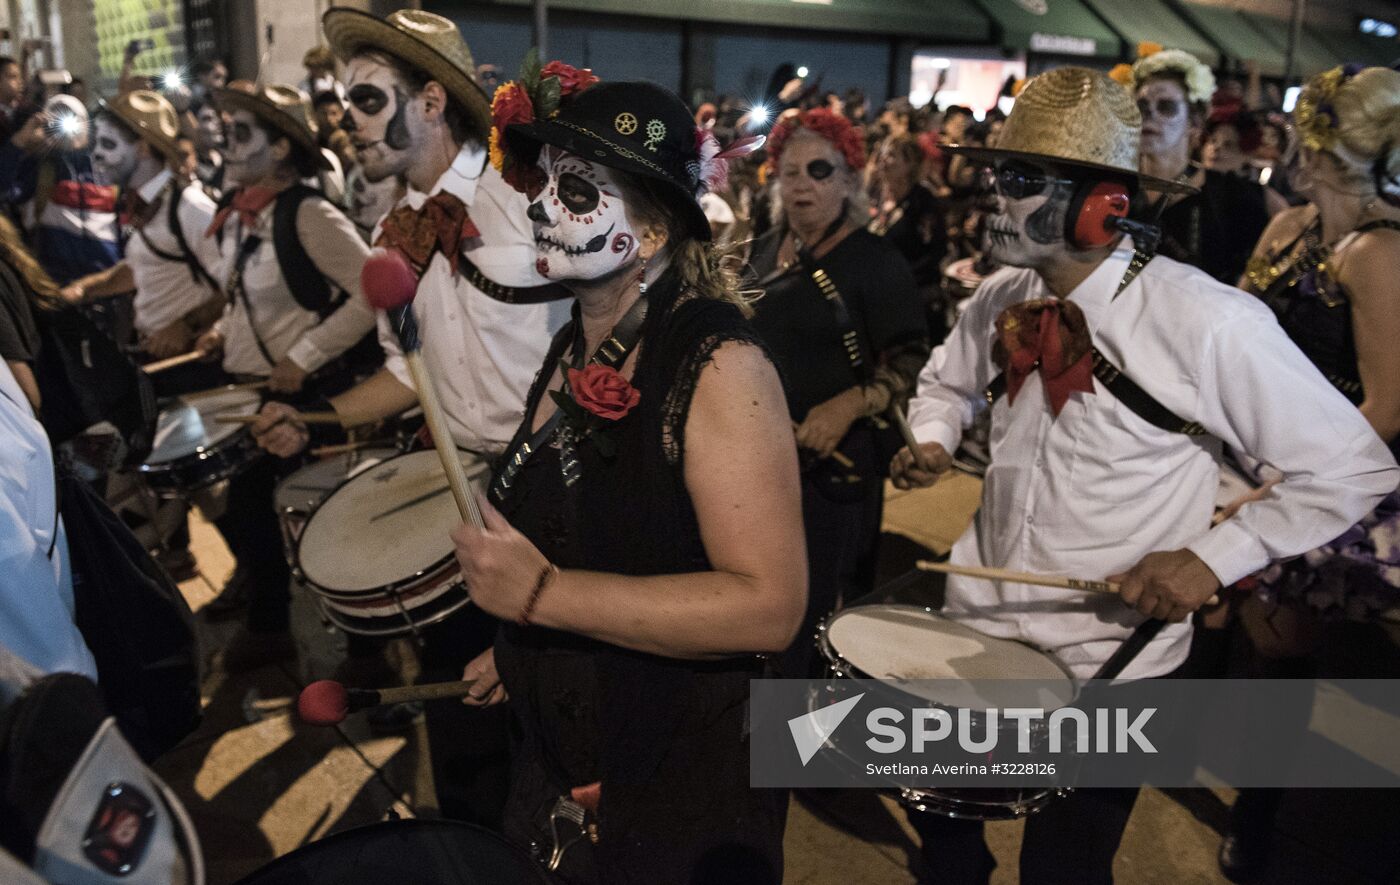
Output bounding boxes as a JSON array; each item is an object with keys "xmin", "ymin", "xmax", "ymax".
[
  {"xmin": 224, "ymin": 109, "xmax": 274, "ymax": 188},
  {"xmin": 343, "ymin": 55, "xmax": 416, "ymax": 183},
  {"xmin": 91, "ymin": 117, "xmax": 140, "ymax": 187},
  {"xmin": 526, "ymin": 148, "xmax": 641, "ymax": 282},
  {"xmin": 348, "ymin": 167, "xmax": 405, "ymax": 236},
  {"xmin": 1136, "ymin": 77, "xmax": 1193, "ymax": 162},
  {"xmin": 983, "ymin": 160, "xmax": 1077, "ymax": 268}
]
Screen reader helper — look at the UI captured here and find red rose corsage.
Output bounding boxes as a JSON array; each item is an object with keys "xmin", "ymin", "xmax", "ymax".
[{"xmin": 549, "ymin": 361, "xmax": 639, "ymax": 459}]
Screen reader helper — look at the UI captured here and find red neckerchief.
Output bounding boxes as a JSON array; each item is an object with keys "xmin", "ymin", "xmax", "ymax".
[
  {"xmin": 204, "ymin": 185, "xmax": 279, "ymax": 237},
  {"xmin": 374, "ymin": 190, "xmax": 480, "ymax": 274},
  {"xmin": 992, "ymin": 298, "xmax": 1095, "ymax": 417}
]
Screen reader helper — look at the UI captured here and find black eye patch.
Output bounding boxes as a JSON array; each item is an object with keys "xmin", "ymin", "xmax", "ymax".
[
  {"xmin": 348, "ymin": 84, "xmax": 389, "ymax": 115},
  {"xmin": 806, "ymin": 159, "xmax": 836, "ymax": 181},
  {"xmin": 557, "ymin": 172, "xmax": 599, "ymax": 214}
]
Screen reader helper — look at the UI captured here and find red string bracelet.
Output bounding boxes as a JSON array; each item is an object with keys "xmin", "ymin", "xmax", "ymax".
[{"xmin": 517, "ymin": 562, "xmax": 559, "ymax": 626}]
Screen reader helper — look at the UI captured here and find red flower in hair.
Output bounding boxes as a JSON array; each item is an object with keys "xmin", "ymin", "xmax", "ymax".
[
  {"xmin": 541, "ymin": 61, "xmax": 599, "ymax": 97},
  {"xmin": 766, "ymin": 108, "xmax": 866, "ymax": 174}
]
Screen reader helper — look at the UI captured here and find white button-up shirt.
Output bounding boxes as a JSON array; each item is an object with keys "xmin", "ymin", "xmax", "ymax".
[
  {"xmin": 212, "ymin": 189, "xmax": 376, "ymax": 376},
  {"xmin": 126, "ymin": 170, "xmax": 224, "ymax": 337},
  {"xmin": 0, "ymin": 363, "xmax": 96, "ymax": 678},
  {"xmin": 372, "ymin": 145, "xmax": 566, "ymax": 454},
  {"xmin": 908, "ymin": 242, "xmax": 1399, "ymax": 680}
]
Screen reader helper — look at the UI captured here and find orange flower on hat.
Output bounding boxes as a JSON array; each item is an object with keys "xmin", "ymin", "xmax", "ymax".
[
  {"xmin": 489, "ymin": 81, "xmax": 533, "ymax": 173},
  {"xmin": 1107, "ymin": 63, "xmax": 1135, "ymax": 89},
  {"xmin": 1137, "ymin": 41, "xmax": 1164, "ymax": 59}
]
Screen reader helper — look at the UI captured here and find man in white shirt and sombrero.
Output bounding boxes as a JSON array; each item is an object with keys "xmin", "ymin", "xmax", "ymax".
[{"xmin": 892, "ymin": 66, "xmax": 1398, "ymax": 883}]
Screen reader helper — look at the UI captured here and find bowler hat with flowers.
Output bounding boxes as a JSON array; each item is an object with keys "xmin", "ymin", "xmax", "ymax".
[{"xmin": 491, "ymin": 53, "xmax": 759, "ymax": 241}]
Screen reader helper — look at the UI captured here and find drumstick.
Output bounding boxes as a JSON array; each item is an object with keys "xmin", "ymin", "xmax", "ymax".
[
  {"xmin": 214, "ymin": 411, "xmax": 343, "ymax": 425},
  {"xmin": 142, "ymin": 350, "xmax": 206, "ymax": 374},
  {"xmin": 790, "ymin": 420, "xmax": 856, "ymax": 469},
  {"xmin": 915, "ymin": 560, "xmax": 1222, "ymax": 606},
  {"xmin": 181, "ymin": 380, "xmax": 267, "ymax": 400},
  {"xmin": 364, "ymin": 248, "xmax": 483, "ymax": 529},
  {"xmin": 297, "ymin": 677, "xmax": 479, "ymax": 726}
]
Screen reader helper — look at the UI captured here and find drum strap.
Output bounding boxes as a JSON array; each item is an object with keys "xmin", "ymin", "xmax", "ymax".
[
  {"xmin": 983, "ymin": 249, "xmax": 1208, "ymax": 437},
  {"xmin": 226, "ymin": 229, "xmax": 279, "ymax": 369},
  {"xmin": 490, "ymin": 291, "xmax": 650, "ymax": 499}
]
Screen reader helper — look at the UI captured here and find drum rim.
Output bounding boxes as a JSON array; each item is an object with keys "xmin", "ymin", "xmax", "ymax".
[
  {"xmin": 817, "ymin": 603, "xmax": 1078, "ymax": 693},
  {"xmin": 318, "ymin": 588, "xmax": 472, "ymax": 637},
  {"xmin": 142, "ymin": 386, "xmax": 263, "ymax": 466},
  {"xmin": 295, "ymin": 449, "xmax": 472, "ymax": 595}
]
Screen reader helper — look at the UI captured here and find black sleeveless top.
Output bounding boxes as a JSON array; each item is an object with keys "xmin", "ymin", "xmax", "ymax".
[
  {"xmin": 1249, "ymin": 220, "xmax": 1400, "ymax": 405},
  {"xmin": 1151, "ymin": 169, "xmax": 1270, "ymax": 284},
  {"xmin": 491, "ymin": 267, "xmax": 784, "ymax": 883}
]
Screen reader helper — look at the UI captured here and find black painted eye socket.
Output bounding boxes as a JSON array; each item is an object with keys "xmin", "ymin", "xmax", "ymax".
[
  {"xmin": 232, "ymin": 122, "xmax": 254, "ymax": 145},
  {"xmin": 806, "ymin": 159, "xmax": 836, "ymax": 181},
  {"xmin": 557, "ymin": 172, "xmax": 599, "ymax": 214},
  {"xmin": 97, "ymin": 136, "xmax": 119, "ymax": 152},
  {"xmin": 348, "ymin": 84, "xmax": 388, "ymax": 115}
]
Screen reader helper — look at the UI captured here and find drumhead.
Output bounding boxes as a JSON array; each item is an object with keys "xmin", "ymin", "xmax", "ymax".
[
  {"xmin": 824, "ymin": 605, "xmax": 1075, "ymax": 708},
  {"xmin": 146, "ymin": 387, "xmax": 262, "ymax": 464},
  {"xmin": 298, "ymin": 450, "xmax": 486, "ymax": 593},
  {"xmin": 274, "ymin": 449, "xmax": 398, "ymax": 515}
]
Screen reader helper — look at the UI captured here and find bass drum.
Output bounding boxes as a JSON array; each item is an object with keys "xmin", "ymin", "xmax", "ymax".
[{"xmin": 233, "ymin": 819, "xmax": 548, "ymax": 884}]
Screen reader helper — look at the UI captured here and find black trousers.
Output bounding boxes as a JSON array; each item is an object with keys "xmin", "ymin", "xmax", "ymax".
[{"xmin": 909, "ymin": 786, "xmax": 1141, "ymax": 885}]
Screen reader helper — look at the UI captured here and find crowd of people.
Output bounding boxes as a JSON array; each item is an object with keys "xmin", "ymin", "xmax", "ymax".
[{"xmin": 1, "ymin": 11, "xmax": 1398, "ymax": 885}]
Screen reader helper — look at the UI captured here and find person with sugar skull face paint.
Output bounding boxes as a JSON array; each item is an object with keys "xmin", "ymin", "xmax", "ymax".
[
  {"xmin": 744, "ymin": 108, "xmax": 928, "ymax": 680},
  {"xmin": 190, "ymin": 82, "xmax": 378, "ymax": 670},
  {"xmin": 249, "ymin": 8, "xmax": 568, "ymax": 826},
  {"xmin": 452, "ymin": 68, "xmax": 801, "ymax": 882},
  {"xmin": 61, "ymin": 90, "xmax": 224, "ymax": 371},
  {"xmin": 1129, "ymin": 48, "xmax": 1272, "ymax": 283},
  {"xmin": 890, "ymin": 67, "xmax": 1397, "ymax": 882}
]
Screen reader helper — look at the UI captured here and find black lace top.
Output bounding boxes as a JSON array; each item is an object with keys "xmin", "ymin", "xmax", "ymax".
[
  {"xmin": 490, "ymin": 266, "xmax": 784, "ymax": 882},
  {"xmin": 1150, "ymin": 169, "xmax": 1270, "ymax": 284}
]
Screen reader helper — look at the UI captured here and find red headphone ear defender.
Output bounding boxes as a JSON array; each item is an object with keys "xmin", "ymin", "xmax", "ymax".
[{"xmin": 1067, "ymin": 179, "xmax": 1132, "ymax": 249}]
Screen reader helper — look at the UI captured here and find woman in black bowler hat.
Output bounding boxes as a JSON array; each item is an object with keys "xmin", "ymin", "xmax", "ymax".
[{"xmin": 449, "ymin": 62, "xmax": 804, "ymax": 883}]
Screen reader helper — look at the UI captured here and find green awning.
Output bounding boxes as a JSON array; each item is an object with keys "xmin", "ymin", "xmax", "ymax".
[
  {"xmin": 1307, "ymin": 24, "xmax": 1398, "ymax": 70},
  {"xmin": 1240, "ymin": 11, "xmax": 1341, "ymax": 78},
  {"xmin": 461, "ymin": 0, "xmax": 991, "ymax": 42},
  {"xmin": 972, "ymin": 0, "xmax": 1121, "ymax": 58},
  {"xmin": 1080, "ymin": 0, "xmax": 1219, "ymax": 67},
  {"xmin": 1174, "ymin": 4, "xmax": 1288, "ymax": 77}
]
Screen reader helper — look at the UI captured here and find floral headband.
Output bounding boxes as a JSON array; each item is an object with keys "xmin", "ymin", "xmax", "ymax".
[
  {"xmin": 1130, "ymin": 48, "xmax": 1216, "ymax": 106},
  {"xmin": 765, "ymin": 108, "xmax": 866, "ymax": 175},
  {"xmin": 488, "ymin": 52, "xmax": 601, "ymax": 193},
  {"xmin": 1293, "ymin": 64, "xmax": 1365, "ymax": 155}
]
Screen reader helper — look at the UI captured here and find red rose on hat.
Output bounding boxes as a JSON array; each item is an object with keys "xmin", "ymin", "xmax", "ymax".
[
  {"xmin": 567, "ymin": 365, "xmax": 640, "ymax": 421},
  {"xmin": 541, "ymin": 61, "xmax": 599, "ymax": 97}
]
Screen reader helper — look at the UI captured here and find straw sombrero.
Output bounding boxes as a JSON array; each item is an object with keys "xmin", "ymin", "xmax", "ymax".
[
  {"xmin": 214, "ymin": 84, "xmax": 330, "ymax": 170},
  {"xmin": 101, "ymin": 89, "xmax": 181, "ymax": 163},
  {"xmin": 944, "ymin": 67, "xmax": 1196, "ymax": 194},
  {"xmin": 322, "ymin": 8, "xmax": 491, "ymax": 140}
]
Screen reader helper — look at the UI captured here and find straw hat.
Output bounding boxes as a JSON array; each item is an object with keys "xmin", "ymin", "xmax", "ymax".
[
  {"xmin": 322, "ymin": 8, "xmax": 490, "ymax": 139},
  {"xmin": 944, "ymin": 67, "xmax": 1195, "ymax": 194},
  {"xmin": 214, "ymin": 84, "xmax": 330, "ymax": 170},
  {"xmin": 101, "ymin": 89, "xmax": 180, "ymax": 162}
]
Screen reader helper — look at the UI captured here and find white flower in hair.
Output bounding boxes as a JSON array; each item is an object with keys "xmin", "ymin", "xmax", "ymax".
[{"xmin": 1132, "ymin": 49, "xmax": 1217, "ymax": 105}]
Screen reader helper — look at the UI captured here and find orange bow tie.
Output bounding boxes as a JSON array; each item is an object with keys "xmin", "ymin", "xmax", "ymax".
[
  {"xmin": 375, "ymin": 191, "xmax": 481, "ymax": 274},
  {"xmin": 992, "ymin": 298, "xmax": 1095, "ymax": 417},
  {"xmin": 205, "ymin": 186, "xmax": 280, "ymax": 237}
]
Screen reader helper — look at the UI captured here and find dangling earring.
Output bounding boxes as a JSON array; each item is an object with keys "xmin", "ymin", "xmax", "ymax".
[{"xmin": 638, "ymin": 255, "xmax": 649, "ymax": 296}]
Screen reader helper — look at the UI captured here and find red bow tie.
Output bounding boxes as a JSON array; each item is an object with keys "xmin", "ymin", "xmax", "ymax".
[
  {"xmin": 205, "ymin": 186, "xmax": 280, "ymax": 238},
  {"xmin": 992, "ymin": 298, "xmax": 1095, "ymax": 417},
  {"xmin": 374, "ymin": 191, "xmax": 480, "ymax": 274}
]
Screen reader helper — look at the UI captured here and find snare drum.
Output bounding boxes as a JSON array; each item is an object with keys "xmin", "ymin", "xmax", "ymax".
[
  {"xmin": 137, "ymin": 386, "xmax": 263, "ymax": 494},
  {"xmin": 274, "ymin": 448, "xmax": 399, "ymax": 566},
  {"xmin": 815, "ymin": 604, "xmax": 1077, "ymax": 819},
  {"xmin": 233, "ymin": 819, "xmax": 547, "ymax": 884},
  {"xmin": 294, "ymin": 450, "xmax": 487, "ymax": 636}
]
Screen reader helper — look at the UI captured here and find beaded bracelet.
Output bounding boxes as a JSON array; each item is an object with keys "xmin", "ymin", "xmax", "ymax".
[{"xmin": 517, "ymin": 562, "xmax": 559, "ymax": 626}]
